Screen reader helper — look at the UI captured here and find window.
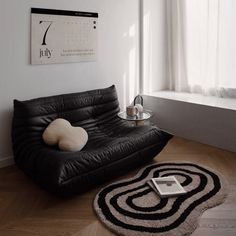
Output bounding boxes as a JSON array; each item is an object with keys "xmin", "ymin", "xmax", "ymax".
[{"xmin": 143, "ymin": 0, "xmax": 236, "ymax": 98}]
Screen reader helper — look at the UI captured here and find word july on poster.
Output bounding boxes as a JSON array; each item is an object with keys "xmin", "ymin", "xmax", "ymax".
[{"xmin": 31, "ymin": 8, "xmax": 98, "ymax": 65}]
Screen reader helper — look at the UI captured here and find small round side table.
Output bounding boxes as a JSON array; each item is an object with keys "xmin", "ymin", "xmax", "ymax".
[{"xmin": 118, "ymin": 110, "xmax": 152, "ymax": 126}]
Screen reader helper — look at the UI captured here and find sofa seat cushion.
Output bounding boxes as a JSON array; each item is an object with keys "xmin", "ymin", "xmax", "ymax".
[{"xmin": 52, "ymin": 125, "xmax": 165, "ymax": 182}]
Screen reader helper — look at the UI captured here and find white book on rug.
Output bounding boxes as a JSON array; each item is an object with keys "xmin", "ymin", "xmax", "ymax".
[{"xmin": 147, "ymin": 176, "xmax": 186, "ymax": 198}]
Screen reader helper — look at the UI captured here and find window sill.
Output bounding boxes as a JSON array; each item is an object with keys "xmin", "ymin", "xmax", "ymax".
[{"xmin": 145, "ymin": 91, "xmax": 236, "ymax": 111}]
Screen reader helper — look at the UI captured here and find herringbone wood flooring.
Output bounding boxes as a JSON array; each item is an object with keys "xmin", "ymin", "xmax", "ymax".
[{"xmin": 0, "ymin": 137, "xmax": 236, "ymax": 236}]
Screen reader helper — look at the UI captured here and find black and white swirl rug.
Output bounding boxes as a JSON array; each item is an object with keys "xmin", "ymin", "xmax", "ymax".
[{"xmin": 94, "ymin": 162, "xmax": 228, "ymax": 236}]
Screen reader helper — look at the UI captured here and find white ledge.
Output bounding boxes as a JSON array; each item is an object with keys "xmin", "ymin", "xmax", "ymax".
[{"xmin": 145, "ymin": 91, "xmax": 236, "ymax": 111}]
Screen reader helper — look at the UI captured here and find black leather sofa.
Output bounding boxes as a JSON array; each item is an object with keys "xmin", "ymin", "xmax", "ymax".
[{"xmin": 12, "ymin": 85, "xmax": 172, "ymax": 196}]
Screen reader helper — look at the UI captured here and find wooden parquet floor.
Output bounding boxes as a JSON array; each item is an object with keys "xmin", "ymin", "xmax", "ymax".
[{"xmin": 0, "ymin": 137, "xmax": 236, "ymax": 236}]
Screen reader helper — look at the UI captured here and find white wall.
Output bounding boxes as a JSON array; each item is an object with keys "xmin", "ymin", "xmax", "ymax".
[
  {"xmin": 0, "ymin": 0, "xmax": 140, "ymax": 161},
  {"xmin": 142, "ymin": 0, "xmax": 168, "ymax": 93},
  {"xmin": 144, "ymin": 95, "xmax": 236, "ymax": 153}
]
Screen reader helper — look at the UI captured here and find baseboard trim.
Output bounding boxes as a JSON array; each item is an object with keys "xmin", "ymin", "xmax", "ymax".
[{"xmin": 0, "ymin": 156, "xmax": 15, "ymax": 168}]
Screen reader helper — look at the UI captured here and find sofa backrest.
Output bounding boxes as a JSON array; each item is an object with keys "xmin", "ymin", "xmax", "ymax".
[{"xmin": 12, "ymin": 85, "xmax": 120, "ymax": 133}]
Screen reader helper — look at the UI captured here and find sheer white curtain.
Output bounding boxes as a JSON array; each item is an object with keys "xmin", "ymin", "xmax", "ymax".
[{"xmin": 166, "ymin": 0, "xmax": 236, "ymax": 98}]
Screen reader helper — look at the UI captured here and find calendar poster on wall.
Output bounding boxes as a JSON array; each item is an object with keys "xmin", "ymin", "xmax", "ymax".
[{"xmin": 31, "ymin": 8, "xmax": 98, "ymax": 65}]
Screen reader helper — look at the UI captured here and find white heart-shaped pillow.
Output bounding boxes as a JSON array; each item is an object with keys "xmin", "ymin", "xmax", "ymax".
[{"xmin": 42, "ymin": 118, "xmax": 88, "ymax": 152}]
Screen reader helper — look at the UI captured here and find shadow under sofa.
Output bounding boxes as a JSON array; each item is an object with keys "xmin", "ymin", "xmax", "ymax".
[{"xmin": 12, "ymin": 85, "xmax": 172, "ymax": 196}]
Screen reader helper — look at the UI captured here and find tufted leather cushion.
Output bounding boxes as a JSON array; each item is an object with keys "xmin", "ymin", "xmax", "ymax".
[
  {"xmin": 12, "ymin": 85, "xmax": 172, "ymax": 196},
  {"xmin": 42, "ymin": 118, "xmax": 88, "ymax": 152}
]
